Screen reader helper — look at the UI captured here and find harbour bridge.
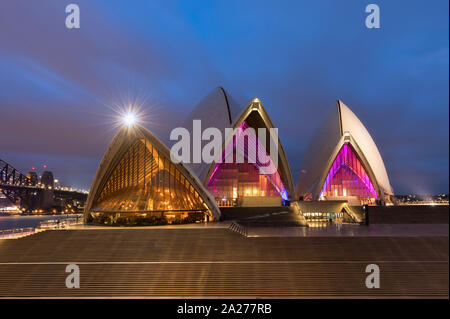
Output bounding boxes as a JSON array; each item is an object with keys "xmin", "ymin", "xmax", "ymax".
[{"xmin": 0, "ymin": 158, "xmax": 88, "ymax": 213}]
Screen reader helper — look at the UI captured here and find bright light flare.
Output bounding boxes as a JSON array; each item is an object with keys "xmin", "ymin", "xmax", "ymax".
[
  {"xmin": 123, "ymin": 112, "xmax": 138, "ymax": 127},
  {"xmin": 100, "ymin": 90, "xmax": 162, "ymax": 133}
]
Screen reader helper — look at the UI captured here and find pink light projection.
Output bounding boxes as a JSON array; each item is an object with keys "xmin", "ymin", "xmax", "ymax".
[
  {"xmin": 319, "ymin": 143, "xmax": 378, "ymax": 201},
  {"xmin": 207, "ymin": 121, "xmax": 288, "ymax": 205}
]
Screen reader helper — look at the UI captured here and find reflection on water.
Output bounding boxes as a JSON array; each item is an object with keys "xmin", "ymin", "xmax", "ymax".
[{"xmin": 0, "ymin": 215, "xmax": 82, "ymax": 230}]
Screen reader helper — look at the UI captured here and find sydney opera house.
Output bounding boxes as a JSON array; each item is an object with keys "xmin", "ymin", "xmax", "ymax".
[{"xmin": 85, "ymin": 88, "xmax": 393, "ymax": 225}]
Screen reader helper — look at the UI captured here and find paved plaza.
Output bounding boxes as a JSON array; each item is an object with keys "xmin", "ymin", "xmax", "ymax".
[{"xmin": 0, "ymin": 226, "xmax": 447, "ymax": 298}]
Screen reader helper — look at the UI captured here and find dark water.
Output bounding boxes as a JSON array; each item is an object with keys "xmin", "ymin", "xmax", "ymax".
[{"xmin": 0, "ymin": 215, "xmax": 82, "ymax": 230}]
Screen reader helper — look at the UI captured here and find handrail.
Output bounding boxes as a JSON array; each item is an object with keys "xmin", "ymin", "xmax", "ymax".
[
  {"xmin": 228, "ymin": 221, "xmax": 248, "ymax": 237},
  {"xmin": 0, "ymin": 216, "xmax": 84, "ymax": 239},
  {"xmin": 39, "ymin": 216, "xmax": 83, "ymax": 229},
  {"xmin": 0, "ymin": 227, "xmax": 35, "ymax": 239}
]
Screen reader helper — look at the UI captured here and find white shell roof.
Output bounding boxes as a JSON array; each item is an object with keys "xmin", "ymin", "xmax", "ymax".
[{"xmin": 339, "ymin": 100, "xmax": 393, "ymax": 196}]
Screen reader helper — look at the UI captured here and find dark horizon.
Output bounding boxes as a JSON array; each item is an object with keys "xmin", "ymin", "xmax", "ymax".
[{"xmin": 1, "ymin": 0, "xmax": 448, "ymax": 194}]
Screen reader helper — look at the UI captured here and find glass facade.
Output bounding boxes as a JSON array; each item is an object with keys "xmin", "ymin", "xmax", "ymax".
[
  {"xmin": 319, "ymin": 143, "xmax": 378, "ymax": 205},
  {"xmin": 88, "ymin": 138, "xmax": 209, "ymax": 225},
  {"xmin": 207, "ymin": 121, "xmax": 288, "ymax": 207}
]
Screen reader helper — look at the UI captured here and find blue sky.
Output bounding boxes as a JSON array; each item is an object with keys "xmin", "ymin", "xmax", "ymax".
[{"xmin": 0, "ymin": 0, "xmax": 448, "ymax": 194}]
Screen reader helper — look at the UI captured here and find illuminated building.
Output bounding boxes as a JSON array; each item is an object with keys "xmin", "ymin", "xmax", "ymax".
[
  {"xmin": 41, "ymin": 171, "xmax": 54, "ymax": 187},
  {"xmin": 183, "ymin": 88, "xmax": 294, "ymax": 207},
  {"xmin": 296, "ymin": 100, "xmax": 394, "ymax": 205},
  {"xmin": 85, "ymin": 124, "xmax": 220, "ymax": 225},
  {"xmin": 86, "ymin": 91, "xmax": 393, "ymax": 226},
  {"xmin": 26, "ymin": 172, "xmax": 38, "ymax": 186}
]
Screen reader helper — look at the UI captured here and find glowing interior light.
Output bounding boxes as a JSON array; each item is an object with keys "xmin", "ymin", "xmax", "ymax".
[
  {"xmin": 232, "ymin": 187, "xmax": 237, "ymax": 199},
  {"xmin": 319, "ymin": 143, "xmax": 378, "ymax": 202},
  {"xmin": 123, "ymin": 112, "xmax": 137, "ymax": 127},
  {"xmin": 207, "ymin": 120, "xmax": 288, "ymax": 204}
]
